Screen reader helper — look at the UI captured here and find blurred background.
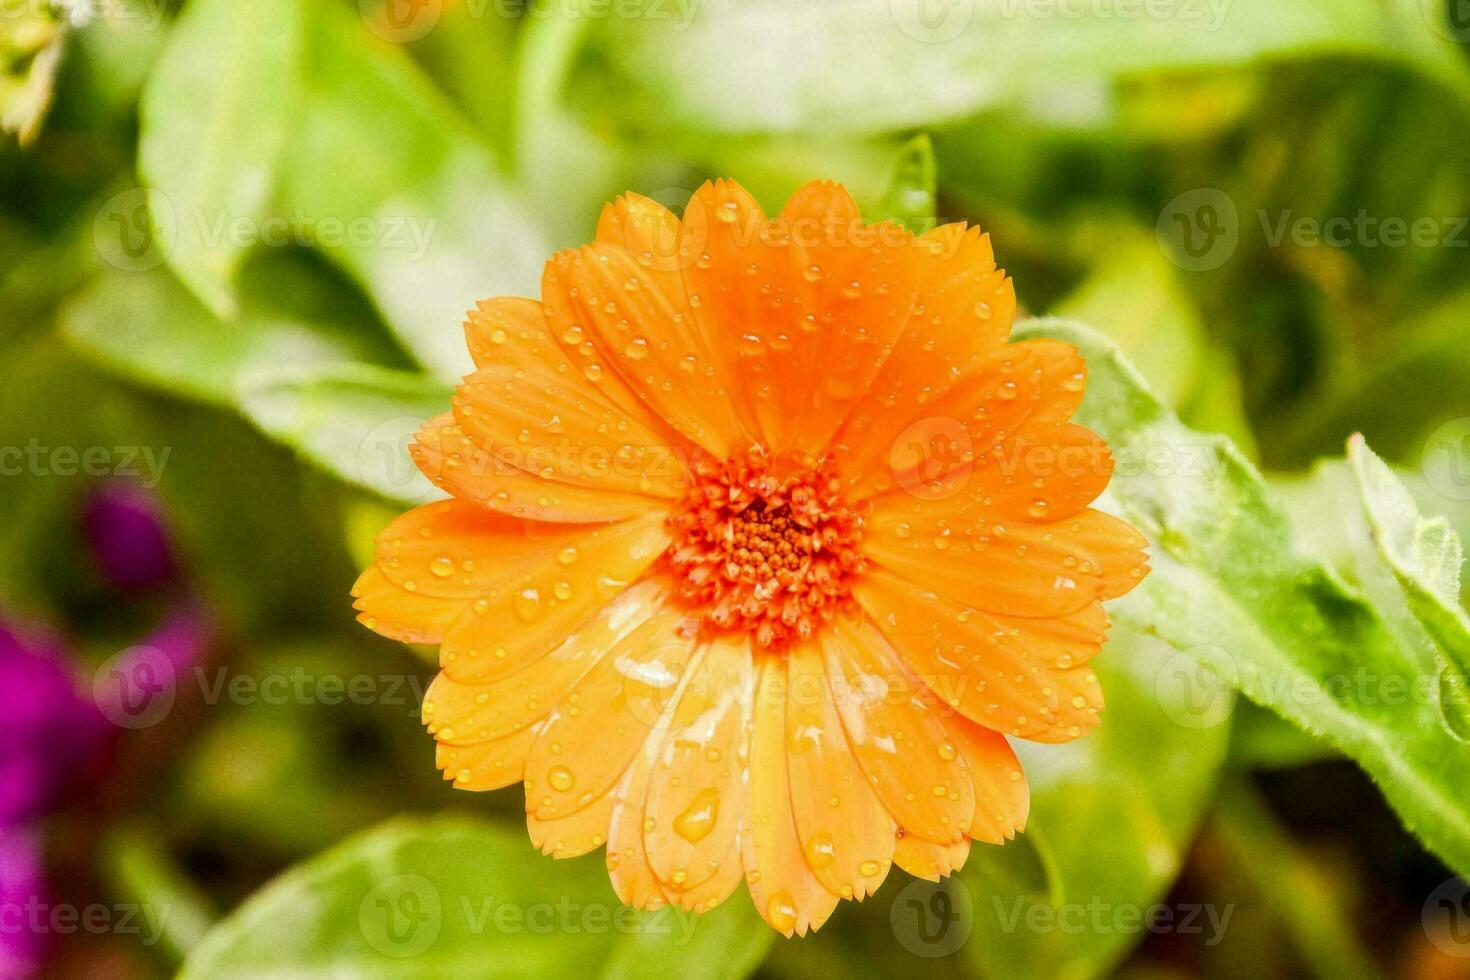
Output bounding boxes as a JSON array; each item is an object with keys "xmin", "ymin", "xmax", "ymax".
[{"xmin": 3, "ymin": 0, "xmax": 1470, "ymax": 977}]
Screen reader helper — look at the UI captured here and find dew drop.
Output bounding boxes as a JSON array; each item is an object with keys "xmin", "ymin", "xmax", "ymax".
[
  {"xmin": 804, "ymin": 832, "xmax": 835, "ymax": 870},
  {"xmin": 513, "ymin": 588, "xmax": 544, "ymax": 623},
  {"xmin": 767, "ymin": 892, "xmax": 799, "ymax": 932},
  {"xmin": 673, "ymin": 787, "xmax": 721, "ymax": 843}
]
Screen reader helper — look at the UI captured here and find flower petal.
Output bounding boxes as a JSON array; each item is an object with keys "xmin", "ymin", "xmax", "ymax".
[
  {"xmin": 452, "ymin": 362, "xmax": 689, "ymax": 501},
  {"xmin": 820, "ymin": 617, "xmax": 975, "ymax": 844},
  {"xmin": 772, "ymin": 181, "xmax": 925, "ymax": 455},
  {"xmin": 676, "ymin": 179, "xmax": 791, "ymax": 449},
  {"xmin": 864, "ymin": 496, "xmax": 1104, "ymax": 619},
  {"xmin": 527, "ymin": 791, "xmax": 614, "ymax": 858},
  {"xmin": 524, "ymin": 600, "xmax": 699, "ymax": 820},
  {"xmin": 436, "ymin": 513, "xmax": 671, "ymax": 684},
  {"xmin": 424, "ymin": 579, "xmax": 668, "ymax": 743},
  {"xmin": 550, "ymin": 240, "xmax": 750, "ymax": 457},
  {"xmin": 351, "ymin": 565, "xmax": 464, "ymax": 644},
  {"xmin": 463, "ymin": 296, "xmax": 562, "ymax": 373},
  {"xmin": 856, "ymin": 568, "xmax": 1114, "ymax": 742},
  {"xmin": 892, "ymin": 830, "xmax": 970, "ymax": 882},
  {"xmin": 785, "ymin": 639, "xmax": 896, "ymax": 900},
  {"xmin": 644, "ymin": 634, "xmax": 753, "ymax": 909},
  {"xmin": 742, "ymin": 656, "xmax": 840, "ymax": 936},
  {"xmin": 951, "ymin": 718, "xmax": 1030, "ymax": 842},
  {"xmin": 435, "ymin": 726, "xmax": 540, "ymax": 791},
  {"xmin": 606, "ymin": 659, "xmax": 699, "ymax": 912},
  {"xmin": 843, "ymin": 339, "xmax": 1085, "ymax": 500},
  {"xmin": 413, "ymin": 414, "xmax": 662, "ymax": 523},
  {"xmin": 373, "ymin": 498, "xmax": 581, "ymax": 599}
]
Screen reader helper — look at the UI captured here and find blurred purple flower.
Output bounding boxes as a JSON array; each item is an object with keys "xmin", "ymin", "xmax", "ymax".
[
  {"xmin": 0, "ymin": 624, "xmax": 110, "ymax": 826},
  {"xmin": 0, "ymin": 828, "xmax": 46, "ymax": 980},
  {"xmin": 81, "ymin": 482, "xmax": 176, "ymax": 593}
]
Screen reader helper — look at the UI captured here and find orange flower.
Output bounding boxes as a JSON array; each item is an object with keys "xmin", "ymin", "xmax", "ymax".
[{"xmin": 352, "ymin": 180, "xmax": 1149, "ymax": 934}]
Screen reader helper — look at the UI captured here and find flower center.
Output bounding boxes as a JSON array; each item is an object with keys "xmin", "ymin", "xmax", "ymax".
[{"xmin": 666, "ymin": 449, "xmax": 868, "ymax": 647}]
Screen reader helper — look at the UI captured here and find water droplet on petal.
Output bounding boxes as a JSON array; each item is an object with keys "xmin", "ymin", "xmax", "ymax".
[{"xmin": 673, "ymin": 787, "xmax": 721, "ymax": 843}]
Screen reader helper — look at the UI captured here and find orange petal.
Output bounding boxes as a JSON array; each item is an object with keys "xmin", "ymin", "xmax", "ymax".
[
  {"xmin": 644, "ymin": 634, "xmax": 754, "ymax": 910},
  {"xmin": 676, "ymin": 179, "xmax": 791, "ymax": 449},
  {"xmin": 436, "ymin": 514, "xmax": 671, "ymax": 684},
  {"xmin": 1065, "ymin": 509, "xmax": 1151, "ymax": 599},
  {"xmin": 893, "ymin": 830, "xmax": 970, "ymax": 881},
  {"xmin": 820, "ymin": 617, "xmax": 975, "ymax": 844},
  {"xmin": 950, "ymin": 719, "xmax": 1030, "ymax": 842},
  {"xmin": 413, "ymin": 414, "xmax": 660, "ymax": 523},
  {"xmin": 351, "ymin": 565, "xmax": 465, "ymax": 644},
  {"xmin": 856, "ymin": 568, "xmax": 1113, "ymax": 742},
  {"xmin": 452, "ymin": 362, "xmax": 689, "ymax": 501},
  {"xmin": 606, "ymin": 658, "xmax": 697, "ymax": 912},
  {"xmin": 524, "ymin": 602, "xmax": 699, "ymax": 820},
  {"xmin": 844, "ymin": 339, "xmax": 1084, "ymax": 500},
  {"xmin": 373, "ymin": 498, "xmax": 582, "ymax": 599},
  {"xmin": 772, "ymin": 181, "xmax": 925, "ymax": 455},
  {"xmin": 864, "ymin": 497, "xmax": 1103, "ymax": 619},
  {"xmin": 550, "ymin": 240, "xmax": 749, "ymax": 457},
  {"xmin": 527, "ymin": 791, "xmax": 614, "ymax": 858},
  {"xmin": 435, "ymin": 726, "xmax": 540, "ymax": 791},
  {"xmin": 464, "ymin": 296, "xmax": 565, "ymax": 373},
  {"xmin": 595, "ymin": 192, "xmax": 687, "ymax": 285},
  {"xmin": 1046, "ymin": 663, "xmax": 1106, "ymax": 745},
  {"xmin": 425, "ymin": 579, "xmax": 667, "ymax": 742},
  {"xmin": 742, "ymin": 655, "xmax": 840, "ymax": 936},
  {"xmin": 834, "ymin": 224, "xmax": 1017, "ymax": 490},
  {"xmin": 785, "ymin": 639, "xmax": 896, "ymax": 900},
  {"xmin": 541, "ymin": 250, "xmax": 692, "ymax": 440}
]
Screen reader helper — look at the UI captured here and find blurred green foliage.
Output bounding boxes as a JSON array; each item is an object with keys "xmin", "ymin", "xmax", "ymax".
[{"xmin": 5, "ymin": 0, "xmax": 1470, "ymax": 977}]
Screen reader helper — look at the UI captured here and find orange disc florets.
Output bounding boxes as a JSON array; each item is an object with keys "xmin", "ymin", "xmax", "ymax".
[{"xmin": 666, "ymin": 448, "xmax": 868, "ymax": 647}]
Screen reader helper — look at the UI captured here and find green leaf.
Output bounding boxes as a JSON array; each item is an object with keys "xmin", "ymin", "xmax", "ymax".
[
  {"xmin": 1347, "ymin": 436, "xmax": 1470, "ymax": 741},
  {"xmin": 874, "ymin": 133, "xmax": 938, "ymax": 230},
  {"xmin": 139, "ymin": 0, "xmax": 301, "ymax": 317},
  {"xmin": 59, "ymin": 258, "xmax": 405, "ymax": 408},
  {"xmin": 1012, "ymin": 316, "xmax": 1470, "ymax": 875},
  {"xmin": 137, "ymin": 0, "xmax": 547, "ymax": 377},
  {"xmin": 277, "ymin": 0, "xmax": 546, "ymax": 377},
  {"xmin": 958, "ymin": 629, "xmax": 1231, "ymax": 978},
  {"xmin": 1276, "ymin": 287, "xmax": 1470, "ymax": 463},
  {"xmin": 1051, "ymin": 229, "xmax": 1204, "ymax": 407},
  {"xmin": 178, "ymin": 815, "xmax": 772, "ymax": 980},
  {"xmin": 571, "ymin": 0, "xmax": 1470, "ymax": 138},
  {"xmin": 239, "ymin": 364, "xmax": 452, "ymax": 505}
]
